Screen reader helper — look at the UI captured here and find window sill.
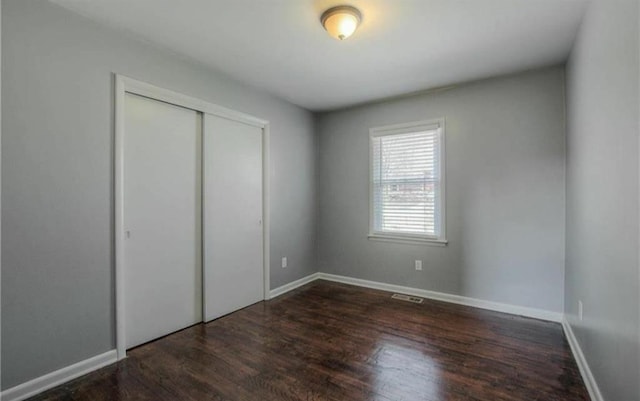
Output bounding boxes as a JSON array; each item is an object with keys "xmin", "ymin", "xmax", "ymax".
[{"xmin": 367, "ymin": 234, "xmax": 448, "ymax": 246}]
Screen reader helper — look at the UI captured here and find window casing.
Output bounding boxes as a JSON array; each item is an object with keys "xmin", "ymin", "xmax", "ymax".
[{"xmin": 369, "ymin": 119, "xmax": 446, "ymax": 244}]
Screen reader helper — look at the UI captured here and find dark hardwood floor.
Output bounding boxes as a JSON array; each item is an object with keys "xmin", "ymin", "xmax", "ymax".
[{"xmin": 29, "ymin": 280, "xmax": 589, "ymax": 401}]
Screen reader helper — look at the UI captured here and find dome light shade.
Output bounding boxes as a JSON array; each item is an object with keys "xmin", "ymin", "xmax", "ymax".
[{"xmin": 321, "ymin": 6, "xmax": 362, "ymax": 41}]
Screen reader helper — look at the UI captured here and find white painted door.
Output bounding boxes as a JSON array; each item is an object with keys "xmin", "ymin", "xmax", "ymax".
[
  {"xmin": 123, "ymin": 93, "xmax": 202, "ymax": 349},
  {"xmin": 203, "ymin": 113, "xmax": 264, "ymax": 321}
]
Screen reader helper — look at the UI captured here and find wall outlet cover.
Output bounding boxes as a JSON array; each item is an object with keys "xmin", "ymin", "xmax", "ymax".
[{"xmin": 578, "ymin": 300, "xmax": 583, "ymax": 321}]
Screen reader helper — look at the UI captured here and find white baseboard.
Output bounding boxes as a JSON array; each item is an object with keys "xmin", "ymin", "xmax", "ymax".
[
  {"xmin": 268, "ymin": 272, "xmax": 562, "ymax": 322},
  {"xmin": 1, "ymin": 350, "xmax": 118, "ymax": 401},
  {"xmin": 316, "ymin": 273, "xmax": 563, "ymax": 322},
  {"xmin": 268, "ymin": 273, "xmax": 320, "ymax": 299},
  {"xmin": 562, "ymin": 317, "xmax": 604, "ymax": 401}
]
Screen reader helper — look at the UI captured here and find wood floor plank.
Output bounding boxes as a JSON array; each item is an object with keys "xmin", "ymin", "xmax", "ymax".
[{"xmin": 28, "ymin": 280, "xmax": 589, "ymax": 401}]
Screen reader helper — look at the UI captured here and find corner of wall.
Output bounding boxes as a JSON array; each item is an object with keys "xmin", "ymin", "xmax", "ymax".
[{"xmin": 311, "ymin": 111, "xmax": 324, "ymax": 275}]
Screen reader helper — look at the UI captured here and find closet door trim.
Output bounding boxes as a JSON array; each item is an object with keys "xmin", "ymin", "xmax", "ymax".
[{"xmin": 114, "ymin": 74, "xmax": 271, "ymax": 360}]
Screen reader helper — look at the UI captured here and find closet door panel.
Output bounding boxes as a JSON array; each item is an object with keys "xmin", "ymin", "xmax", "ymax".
[
  {"xmin": 203, "ymin": 114, "xmax": 263, "ymax": 321},
  {"xmin": 123, "ymin": 93, "xmax": 202, "ymax": 348}
]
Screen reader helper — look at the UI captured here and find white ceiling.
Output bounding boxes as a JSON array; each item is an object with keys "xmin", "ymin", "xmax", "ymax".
[{"xmin": 50, "ymin": 0, "xmax": 588, "ymax": 111}]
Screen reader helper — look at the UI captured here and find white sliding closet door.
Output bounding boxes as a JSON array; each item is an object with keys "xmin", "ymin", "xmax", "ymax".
[
  {"xmin": 123, "ymin": 93, "xmax": 202, "ymax": 348},
  {"xmin": 203, "ymin": 113, "xmax": 264, "ymax": 321}
]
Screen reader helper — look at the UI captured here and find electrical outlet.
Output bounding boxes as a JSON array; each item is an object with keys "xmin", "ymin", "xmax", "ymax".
[
  {"xmin": 415, "ymin": 260, "xmax": 423, "ymax": 271},
  {"xmin": 281, "ymin": 257, "xmax": 288, "ymax": 268},
  {"xmin": 578, "ymin": 300, "xmax": 583, "ymax": 321}
]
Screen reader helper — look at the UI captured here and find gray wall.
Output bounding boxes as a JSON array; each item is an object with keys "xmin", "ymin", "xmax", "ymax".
[
  {"xmin": 565, "ymin": 0, "xmax": 640, "ymax": 399},
  {"xmin": 1, "ymin": 0, "xmax": 316, "ymax": 389},
  {"xmin": 316, "ymin": 67, "xmax": 566, "ymax": 313}
]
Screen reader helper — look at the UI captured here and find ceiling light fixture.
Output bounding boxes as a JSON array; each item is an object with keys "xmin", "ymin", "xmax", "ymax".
[{"xmin": 320, "ymin": 5, "xmax": 362, "ymax": 41}]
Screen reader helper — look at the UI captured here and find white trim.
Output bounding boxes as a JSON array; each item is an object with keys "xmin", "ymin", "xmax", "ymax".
[
  {"xmin": 115, "ymin": 76, "xmax": 267, "ymax": 127},
  {"xmin": 1, "ymin": 0, "xmax": 3, "ymax": 392},
  {"xmin": 369, "ymin": 119, "xmax": 442, "ymax": 135},
  {"xmin": 268, "ymin": 273, "xmax": 321, "ymax": 299},
  {"xmin": 1, "ymin": 350, "xmax": 117, "ymax": 401},
  {"xmin": 367, "ymin": 234, "xmax": 448, "ymax": 246},
  {"xmin": 562, "ymin": 318, "xmax": 604, "ymax": 401},
  {"xmin": 114, "ymin": 74, "xmax": 270, "ymax": 360},
  {"xmin": 263, "ymin": 124, "xmax": 271, "ymax": 299},
  {"xmin": 265, "ymin": 272, "xmax": 562, "ymax": 322},
  {"xmin": 316, "ymin": 273, "xmax": 563, "ymax": 322},
  {"xmin": 114, "ymin": 75, "xmax": 126, "ymax": 360},
  {"xmin": 368, "ymin": 118, "xmax": 447, "ymax": 243}
]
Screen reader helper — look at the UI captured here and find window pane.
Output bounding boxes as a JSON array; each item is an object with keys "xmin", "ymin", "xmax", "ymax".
[{"xmin": 372, "ymin": 127, "xmax": 441, "ymax": 238}]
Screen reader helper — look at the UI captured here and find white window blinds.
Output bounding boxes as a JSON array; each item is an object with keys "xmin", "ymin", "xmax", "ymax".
[{"xmin": 370, "ymin": 121, "xmax": 444, "ymax": 241}]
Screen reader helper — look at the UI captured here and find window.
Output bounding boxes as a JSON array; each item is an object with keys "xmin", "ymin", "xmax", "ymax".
[{"xmin": 369, "ymin": 119, "xmax": 446, "ymax": 244}]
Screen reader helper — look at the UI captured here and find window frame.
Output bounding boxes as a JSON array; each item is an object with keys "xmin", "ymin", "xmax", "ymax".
[{"xmin": 368, "ymin": 118, "xmax": 447, "ymax": 246}]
